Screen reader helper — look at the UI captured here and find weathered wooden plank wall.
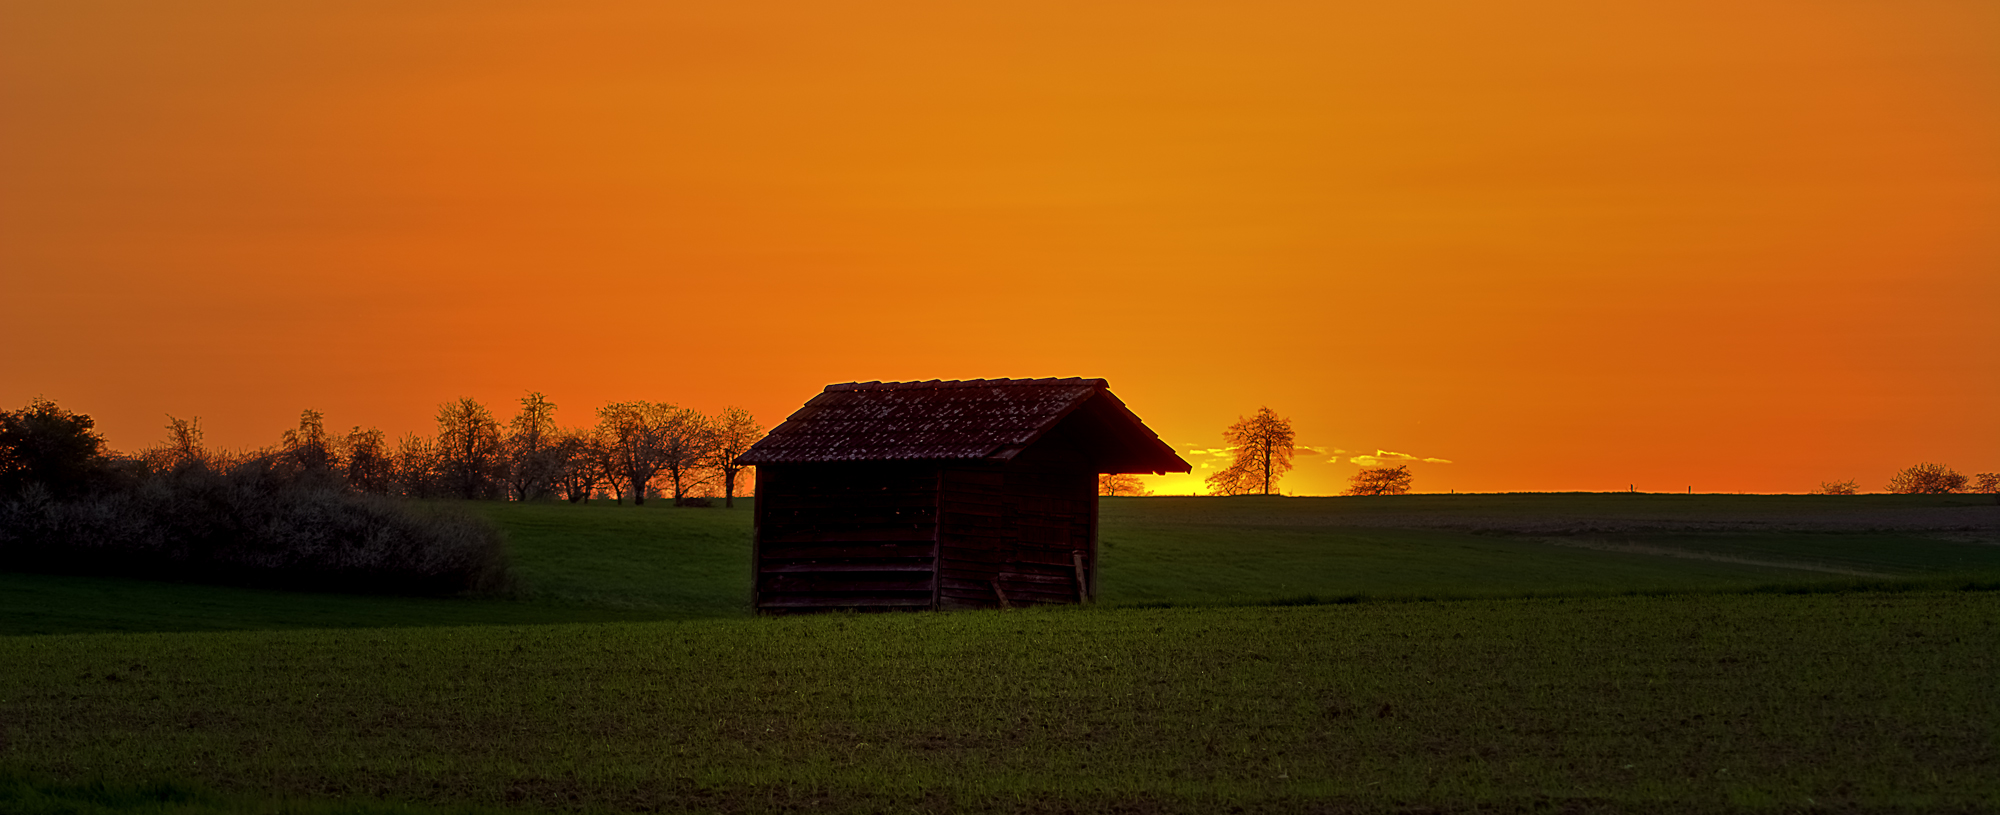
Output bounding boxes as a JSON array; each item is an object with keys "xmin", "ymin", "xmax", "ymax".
[
  {"xmin": 754, "ymin": 463, "xmax": 940, "ymax": 612},
  {"xmin": 936, "ymin": 465, "xmax": 1095, "ymax": 610}
]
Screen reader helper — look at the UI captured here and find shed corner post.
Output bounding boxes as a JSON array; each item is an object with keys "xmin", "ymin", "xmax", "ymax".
[
  {"xmin": 931, "ymin": 466, "xmax": 944, "ymax": 612},
  {"xmin": 1087, "ymin": 483, "xmax": 1100, "ymax": 603},
  {"xmin": 750, "ymin": 466, "xmax": 765, "ymax": 615}
]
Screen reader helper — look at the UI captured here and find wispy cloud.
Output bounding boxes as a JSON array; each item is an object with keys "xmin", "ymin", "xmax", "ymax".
[
  {"xmin": 1344, "ymin": 449, "xmax": 1453, "ymax": 466},
  {"xmin": 1182, "ymin": 446, "xmax": 1235, "ymax": 458}
]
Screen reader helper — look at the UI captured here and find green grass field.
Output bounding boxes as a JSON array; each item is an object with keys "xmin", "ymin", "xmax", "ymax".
[
  {"xmin": 1, "ymin": 493, "xmax": 1996, "ymax": 813},
  {"xmin": 6, "ymin": 494, "xmax": 1996, "ymax": 635}
]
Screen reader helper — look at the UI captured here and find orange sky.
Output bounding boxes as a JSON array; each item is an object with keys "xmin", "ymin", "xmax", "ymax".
[{"xmin": 3, "ymin": 0, "xmax": 1996, "ymax": 495}]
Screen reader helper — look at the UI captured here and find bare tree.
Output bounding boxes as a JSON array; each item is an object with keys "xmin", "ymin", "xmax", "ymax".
[
  {"xmin": 657, "ymin": 406, "xmax": 718, "ymax": 506},
  {"xmin": 1204, "ymin": 407, "xmax": 1296, "ymax": 496},
  {"xmin": 708, "ymin": 406, "xmax": 763, "ymax": 508},
  {"xmin": 1886, "ymin": 462, "xmax": 1968, "ymax": 495},
  {"xmin": 595, "ymin": 401, "xmax": 685, "ymax": 506},
  {"xmin": 503, "ymin": 392, "xmax": 563, "ymax": 501},
  {"xmin": 435, "ymin": 397, "xmax": 503, "ymax": 499},
  {"xmin": 1811, "ymin": 479, "xmax": 1859, "ymax": 495},
  {"xmin": 394, "ymin": 432, "xmax": 441, "ymax": 498},
  {"xmin": 142, "ymin": 415, "xmax": 210, "ymax": 475},
  {"xmin": 1345, "ymin": 464, "xmax": 1413, "ymax": 496},
  {"xmin": 549, "ymin": 427, "xmax": 601, "ymax": 503},
  {"xmin": 279, "ymin": 409, "xmax": 339, "ymax": 486},
  {"xmin": 1975, "ymin": 472, "xmax": 1999, "ymax": 505},
  {"xmin": 1099, "ymin": 473, "xmax": 1153, "ymax": 496},
  {"xmin": 0, "ymin": 398, "xmax": 113, "ymax": 497},
  {"xmin": 342, "ymin": 426, "xmax": 395, "ymax": 495}
]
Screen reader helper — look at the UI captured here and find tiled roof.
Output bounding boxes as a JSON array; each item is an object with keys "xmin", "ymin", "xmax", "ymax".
[{"xmin": 736, "ymin": 378, "xmax": 1186, "ymax": 472}]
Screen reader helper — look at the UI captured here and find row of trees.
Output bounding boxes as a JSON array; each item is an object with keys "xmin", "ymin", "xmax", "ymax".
[
  {"xmin": 1192, "ymin": 407, "xmax": 1415, "ymax": 497},
  {"xmin": 1818, "ymin": 463, "xmax": 2000, "ymax": 497},
  {"xmin": 2, "ymin": 395, "xmax": 767, "ymax": 508}
]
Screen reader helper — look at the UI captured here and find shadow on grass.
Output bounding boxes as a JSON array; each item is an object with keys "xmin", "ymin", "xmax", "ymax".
[
  {"xmin": 0, "ymin": 767, "xmax": 521, "ymax": 815},
  {"xmin": 1109, "ymin": 573, "xmax": 2000, "ymax": 611}
]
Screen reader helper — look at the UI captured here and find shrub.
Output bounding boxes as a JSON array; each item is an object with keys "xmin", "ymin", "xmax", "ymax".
[
  {"xmin": 1885, "ymin": 463, "xmax": 1968, "ymax": 495},
  {"xmin": 0, "ymin": 398, "xmax": 121, "ymax": 499},
  {"xmin": 1812, "ymin": 479, "xmax": 1859, "ymax": 495},
  {"xmin": 0, "ymin": 460, "xmax": 512, "ymax": 595},
  {"xmin": 1345, "ymin": 464, "xmax": 1413, "ymax": 496}
]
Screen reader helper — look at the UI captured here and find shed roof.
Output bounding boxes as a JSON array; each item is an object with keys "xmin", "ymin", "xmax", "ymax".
[{"xmin": 735, "ymin": 378, "xmax": 1191, "ymax": 474}]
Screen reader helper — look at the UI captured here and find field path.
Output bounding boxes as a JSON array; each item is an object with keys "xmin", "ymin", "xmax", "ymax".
[{"xmin": 1537, "ymin": 537, "xmax": 1897, "ymax": 577}]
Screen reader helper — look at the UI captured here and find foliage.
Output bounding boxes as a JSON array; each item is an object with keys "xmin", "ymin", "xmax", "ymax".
[
  {"xmin": 1098, "ymin": 473, "xmax": 1153, "ymax": 496},
  {"xmin": 1812, "ymin": 478, "xmax": 1859, "ymax": 495},
  {"xmin": 709, "ymin": 406, "xmax": 764, "ymax": 508},
  {"xmin": 501, "ymin": 392, "xmax": 563, "ymax": 501},
  {"xmin": 1973, "ymin": 472, "xmax": 1999, "ymax": 503},
  {"xmin": 1344, "ymin": 463, "xmax": 1413, "ymax": 495},
  {"xmin": 341, "ymin": 426, "xmax": 395, "ymax": 495},
  {"xmin": 1204, "ymin": 407, "xmax": 1295, "ymax": 496},
  {"xmin": 549, "ymin": 427, "xmax": 602, "ymax": 503},
  {"xmin": 433, "ymin": 397, "xmax": 504, "ymax": 499},
  {"xmin": 0, "ymin": 397, "xmax": 115, "ymax": 499},
  {"xmin": 1885, "ymin": 462, "xmax": 1967, "ymax": 495},
  {"xmin": 15, "ymin": 492, "xmax": 1998, "ymax": 637},
  {"xmin": 2, "ymin": 591, "xmax": 1994, "ymax": 813},
  {"xmin": 0, "ymin": 460, "xmax": 511, "ymax": 595}
]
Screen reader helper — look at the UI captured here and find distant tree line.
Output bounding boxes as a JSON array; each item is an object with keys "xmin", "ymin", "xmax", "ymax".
[
  {"xmin": 14, "ymin": 393, "xmax": 768, "ymax": 509},
  {"xmin": 0, "ymin": 398, "xmax": 507, "ymax": 594},
  {"xmin": 0, "ymin": 394, "xmax": 768, "ymax": 594}
]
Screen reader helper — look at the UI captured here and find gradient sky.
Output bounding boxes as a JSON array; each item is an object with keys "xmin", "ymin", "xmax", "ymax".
[{"xmin": 4, "ymin": 0, "xmax": 1996, "ymax": 495}]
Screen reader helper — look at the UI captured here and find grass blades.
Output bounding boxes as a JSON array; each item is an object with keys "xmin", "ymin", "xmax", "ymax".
[{"xmin": 2, "ymin": 591, "xmax": 1995, "ymax": 813}]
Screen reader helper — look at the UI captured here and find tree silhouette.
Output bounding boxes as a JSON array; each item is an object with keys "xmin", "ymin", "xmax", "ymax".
[
  {"xmin": 279, "ymin": 409, "xmax": 339, "ymax": 487},
  {"xmin": 1886, "ymin": 462, "xmax": 1967, "ymax": 495},
  {"xmin": 656, "ymin": 406, "xmax": 718, "ymax": 507},
  {"xmin": 1811, "ymin": 479, "xmax": 1859, "ymax": 495},
  {"xmin": 0, "ymin": 398, "xmax": 110, "ymax": 498},
  {"xmin": 595, "ymin": 401, "xmax": 684, "ymax": 506},
  {"xmin": 1099, "ymin": 473, "xmax": 1153, "ymax": 496},
  {"xmin": 342, "ymin": 426, "xmax": 395, "ymax": 495},
  {"xmin": 142, "ymin": 415, "xmax": 210, "ymax": 475},
  {"xmin": 550, "ymin": 427, "xmax": 602, "ymax": 503},
  {"xmin": 1345, "ymin": 464, "xmax": 1413, "ymax": 496},
  {"xmin": 1975, "ymin": 472, "xmax": 1999, "ymax": 505},
  {"xmin": 709, "ymin": 406, "xmax": 763, "ymax": 508},
  {"xmin": 394, "ymin": 432, "xmax": 440, "ymax": 498},
  {"xmin": 503, "ymin": 392, "xmax": 563, "ymax": 501},
  {"xmin": 434, "ymin": 398, "xmax": 503, "ymax": 499},
  {"xmin": 1204, "ymin": 407, "xmax": 1295, "ymax": 496}
]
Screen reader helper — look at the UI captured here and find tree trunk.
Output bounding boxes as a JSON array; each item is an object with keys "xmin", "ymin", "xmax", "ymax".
[
  {"xmin": 1262, "ymin": 438, "xmax": 1273, "ymax": 496},
  {"xmin": 724, "ymin": 467, "xmax": 736, "ymax": 509}
]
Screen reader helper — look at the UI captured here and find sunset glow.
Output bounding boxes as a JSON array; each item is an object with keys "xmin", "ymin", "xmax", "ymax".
[{"xmin": 3, "ymin": 0, "xmax": 1995, "ymax": 495}]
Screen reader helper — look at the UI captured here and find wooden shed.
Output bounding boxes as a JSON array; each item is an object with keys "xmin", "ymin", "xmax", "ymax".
[{"xmin": 734, "ymin": 378, "xmax": 1191, "ymax": 613}]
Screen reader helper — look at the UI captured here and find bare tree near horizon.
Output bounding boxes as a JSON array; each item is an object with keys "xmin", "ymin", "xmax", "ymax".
[
  {"xmin": 1885, "ymin": 462, "xmax": 1968, "ymax": 495},
  {"xmin": 503, "ymin": 392, "xmax": 563, "ymax": 501},
  {"xmin": 393, "ymin": 432, "xmax": 440, "ymax": 498},
  {"xmin": 1099, "ymin": 473, "xmax": 1153, "ymax": 496},
  {"xmin": 1205, "ymin": 407, "xmax": 1296, "ymax": 496},
  {"xmin": 595, "ymin": 401, "xmax": 684, "ymax": 506},
  {"xmin": 144, "ymin": 415, "xmax": 209, "ymax": 474},
  {"xmin": 342, "ymin": 426, "xmax": 394, "ymax": 495},
  {"xmin": 1975, "ymin": 472, "xmax": 2000, "ymax": 504},
  {"xmin": 549, "ymin": 427, "xmax": 601, "ymax": 503},
  {"xmin": 1345, "ymin": 464, "xmax": 1414, "ymax": 496},
  {"xmin": 656, "ymin": 405, "xmax": 718, "ymax": 506},
  {"xmin": 279, "ymin": 409, "xmax": 338, "ymax": 486},
  {"xmin": 1812, "ymin": 478, "xmax": 1859, "ymax": 495},
  {"xmin": 709, "ymin": 406, "xmax": 763, "ymax": 508},
  {"xmin": 435, "ymin": 397, "xmax": 503, "ymax": 499}
]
